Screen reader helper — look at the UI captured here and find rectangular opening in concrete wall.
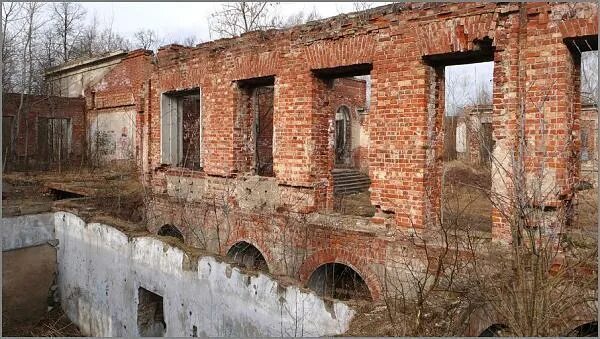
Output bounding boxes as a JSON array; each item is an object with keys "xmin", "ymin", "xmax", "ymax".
[
  {"xmin": 442, "ymin": 60, "xmax": 494, "ymax": 233},
  {"xmin": 236, "ymin": 76, "xmax": 275, "ymax": 177},
  {"xmin": 137, "ymin": 287, "xmax": 166, "ymax": 337},
  {"xmin": 313, "ymin": 64, "xmax": 375, "ymax": 217},
  {"xmin": 161, "ymin": 88, "xmax": 202, "ymax": 170}
]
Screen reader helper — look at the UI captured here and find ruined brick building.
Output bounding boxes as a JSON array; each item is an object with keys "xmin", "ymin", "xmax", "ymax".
[
  {"xmin": 20, "ymin": 2, "xmax": 597, "ymax": 335},
  {"xmin": 2, "ymin": 93, "xmax": 86, "ymax": 168}
]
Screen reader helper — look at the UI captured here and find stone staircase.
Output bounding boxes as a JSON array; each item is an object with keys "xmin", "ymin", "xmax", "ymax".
[{"xmin": 332, "ymin": 168, "xmax": 371, "ymax": 195}]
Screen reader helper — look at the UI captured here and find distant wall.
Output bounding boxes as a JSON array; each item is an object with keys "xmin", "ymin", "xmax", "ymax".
[
  {"xmin": 2, "ymin": 93, "xmax": 86, "ymax": 168},
  {"xmin": 1, "ymin": 212, "xmax": 55, "ymax": 251},
  {"xmin": 55, "ymin": 212, "xmax": 355, "ymax": 337},
  {"xmin": 1, "ymin": 213, "xmax": 57, "ymax": 331}
]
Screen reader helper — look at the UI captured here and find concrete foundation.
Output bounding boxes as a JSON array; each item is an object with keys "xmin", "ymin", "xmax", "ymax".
[{"xmin": 55, "ymin": 211, "xmax": 355, "ymax": 337}]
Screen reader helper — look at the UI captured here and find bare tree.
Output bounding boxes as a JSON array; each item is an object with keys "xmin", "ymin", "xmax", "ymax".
[
  {"xmin": 10, "ymin": 2, "xmax": 46, "ymax": 165},
  {"xmin": 353, "ymin": 2, "xmax": 376, "ymax": 12},
  {"xmin": 50, "ymin": 2, "xmax": 87, "ymax": 62},
  {"xmin": 1, "ymin": 2, "xmax": 24, "ymax": 93},
  {"xmin": 182, "ymin": 35, "xmax": 198, "ymax": 47},
  {"xmin": 208, "ymin": 2, "xmax": 281, "ymax": 39},
  {"xmin": 281, "ymin": 8, "xmax": 321, "ymax": 28},
  {"xmin": 133, "ymin": 29, "xmax": 160, "ymax": 50}
]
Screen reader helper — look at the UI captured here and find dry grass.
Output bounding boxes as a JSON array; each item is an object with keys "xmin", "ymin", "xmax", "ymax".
[
  {"xmin": 443, "ymin": 161, "xmax": 493, "ymax": 233},
  {"xmin": 2, "ymin": 306, "xmax": 82, "ymax": 337}
]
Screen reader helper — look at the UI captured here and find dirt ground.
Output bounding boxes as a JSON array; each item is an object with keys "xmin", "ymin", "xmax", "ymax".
[
  {"xmin": 2, "ymin": 306, "xmax": 82, "ymax": 337},
  {"xmin": 2, "ymin": 166, "xmax": 146, "ymax": 224},
  {"xmin": 443, "ymin": 161, "xmax": 493, "ymax": 233},
  {"xmin": 2, "ymin": 244, "xmax": 57, "ymax": 334},
  {"xmin": 334, "ymin": 190, "xmax": 377, "ymax": 217},
  {"xmin": 2, "ymin": 167, "xmax": 142, "ymax": 337}
]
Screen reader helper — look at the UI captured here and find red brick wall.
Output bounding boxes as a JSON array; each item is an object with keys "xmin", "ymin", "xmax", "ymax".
[
  {"xmin": 85, "ymin": 49, "xmax": 155, "ymax": 164},
  {"xmin": 2, "ymin": 93, "xmax": 85, "ymax": 166},
  {"xmin": 125, "ymin": 2, "xmax": 597, "ymax": 299}
]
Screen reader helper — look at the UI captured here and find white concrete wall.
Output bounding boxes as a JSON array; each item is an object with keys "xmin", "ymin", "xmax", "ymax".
[
  {"xmin": 55, "ymin": 212, "xmax": 355, "ymax": 337},
  {"xmin": 89, "ymin": 110, "xmax": 136, "ymax": 161},
  {"xmin": 1, "ymin": 213, "xmax": 55, "ymax": 251}
]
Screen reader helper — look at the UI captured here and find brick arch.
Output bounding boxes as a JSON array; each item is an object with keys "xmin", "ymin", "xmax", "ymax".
[
  {"xmin": 224, "ymin": 237, "xmax": 274, "ymax": 272},
  {"xmin": 302, "ymin": 35, "xmax": 375, "ymax": 70},
  {"xmin": 415, "ymin": 13, "xmax": 496, "ymax": 56},
  {"xmin": 298, "ymin": 248, "xmax": 382, "ymax": 300},
  {"xmin": 157, "ymin": 224, "xmax": 186, "ymax": 243},
  {"xmin": 231, "ymin": 50, "xmax": 281, "ymax": 81}
]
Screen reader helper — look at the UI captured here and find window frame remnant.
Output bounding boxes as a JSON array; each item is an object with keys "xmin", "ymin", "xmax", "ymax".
[{"xmin": 160, "ymin": 87, "xmax": 202, "ymax": 169}]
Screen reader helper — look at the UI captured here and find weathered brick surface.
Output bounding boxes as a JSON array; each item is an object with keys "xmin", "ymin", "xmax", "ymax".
[
  {"xmin": 85, "ymin": 50, "xmax": 155, "ymax": 163},
  {"xmin": 2, "ymin": 93, "xmax": 86, "ymax": 165},
  {"xmin": 85, "ymin": 2, "xmax": 598, "ymax": 300}
]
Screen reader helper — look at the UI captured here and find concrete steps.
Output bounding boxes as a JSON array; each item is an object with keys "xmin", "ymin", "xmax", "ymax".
[{"xmin": 332, "ymin": 169, "xmax": 371, "ymax": 195}]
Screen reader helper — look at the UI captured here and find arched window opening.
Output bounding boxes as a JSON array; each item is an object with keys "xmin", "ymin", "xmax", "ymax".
[
  {"xmin": 567, "ymin": 321, "xmax": 598, "ymax": 337},
  {"xmin": 479, "ymin": 324, "xmax": 509, "ymax": 337},
  {"xmin": 227, "ymin": 241, "xmax": 269, "ymax": 272},
  {"xmin": 307, "ymin": 263, "xmax": 371, "ymax": 301},
  {"xmin": 157, "ymin": 224, "xmax": 184, "ymax": 243},
  {"xmin": 335, "ymin": 105, "xmax": 351, "ymax": 166}
]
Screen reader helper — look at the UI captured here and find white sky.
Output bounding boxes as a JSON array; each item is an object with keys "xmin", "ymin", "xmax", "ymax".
[{"xmin": 81, "ymin": 2, "xmax": 386, "ymax": 43}]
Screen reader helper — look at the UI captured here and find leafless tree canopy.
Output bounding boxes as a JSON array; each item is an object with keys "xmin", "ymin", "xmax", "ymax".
[
  {"xmin": 133, "ymin": 29, "xmax": 160, "ymax": 50},
  {"xmin": 50, "ymin": 2, "xmax": 87, "ymax": 62},
  {"xmin": 281, "ymin": 7, "xmax": 321, "ymax": 28},
  {"xmin": 208, "ymin": 2, "xmax": 282, "ymax": 39}
]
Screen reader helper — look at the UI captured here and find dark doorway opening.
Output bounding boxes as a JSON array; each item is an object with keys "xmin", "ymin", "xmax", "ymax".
[
  {"xmin": 567, "ymin": 321, "xmax": 598, "ymax": 337},
  {"xmin": 479, "ymin": 324, "xmax": 509, "ymax": 337},
  {"xmin": 226, "ymin": 241, "xmax": 269, "ymax": 272},
  {"xmin": 157, "ymin": 224, "xmax": 184, "ymax": 243},
  {"xmin": 237, "ymin": 76, "xmax": 275, "ymax": 177},
  {"xmin": 137, "ymin": 287, "xmax": 166, "ymax": 337},
  {"xmin": 306, "ymin": 263, "xmax": 371, "ymax": 301}
]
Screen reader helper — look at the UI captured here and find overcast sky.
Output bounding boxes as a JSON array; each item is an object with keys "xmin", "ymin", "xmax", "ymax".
[{"xmin": 81, "ymin": 2, "xmax": 386, "ymax": 44}]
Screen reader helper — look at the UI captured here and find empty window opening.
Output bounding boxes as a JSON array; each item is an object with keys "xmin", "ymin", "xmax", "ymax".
[
  {"xmin": 157, "ymin": 224, "xmax": 184, "ymax": 243},
  {"xmin": 306, "ymin": 263, "xmax": 371, "ymax": 301},
  {"xmin": 442, "ymin": 60, "xmax": 494, "ymax": 233},
  {"xmin": 137, "ymin": 287, "xmax": 166, "ymax": 337},
  {"xmin": 237, "ymin": 76, "xmax": 275, "ymax": 177},
  {"xmin": 161, "ymin": 88, "xmax": 202, "ymax": 170},
  {"xmin": 479, "ymin": 324, "xmax": 510, "ymax": 337},
  {"xmin": 38, "ymin": 117, "xmax": 72, "ymax": 164},
  {"xmin": 314, "ymin": 65, "xmax": 374, "ymax": 217},
  {"xmin": 579, "ymin": 50, "xmax": 598, "ymax": 182},
  {"xmin": 567, "ymin": 321, "xmax": 598, "ymax": 337},
  {"xmin": 226, "ymin": 241, "xmax": 269, "ymax": 272},
  {"xmin": 574, "ymin": 47, "xmax": 598, "ymax": 230}
]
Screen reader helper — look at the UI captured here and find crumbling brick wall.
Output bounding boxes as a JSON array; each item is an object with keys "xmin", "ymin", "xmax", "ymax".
[
  {"xmin": 85, "ymin": 49, "xmax": 154, "ymax": 165},
  {"xmin": 2, "ymin": 93, "xmax": 85, "ymax": 168},
  {"xmin": 94, "ymin": 2, "xmax": 597, "ymax": 300}
]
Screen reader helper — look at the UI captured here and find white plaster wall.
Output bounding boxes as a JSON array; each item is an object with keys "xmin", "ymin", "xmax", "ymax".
[
  {"xmin": 55, "ymin": 212, "xmax": 354, "ymax": 337},
  {"xmin": 1, "ymin": 213, "xmax": 55, "ymax": 251},
  {"xmin": 89, "ymin": 110, "xmax": 136, "ymax": 161}
]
